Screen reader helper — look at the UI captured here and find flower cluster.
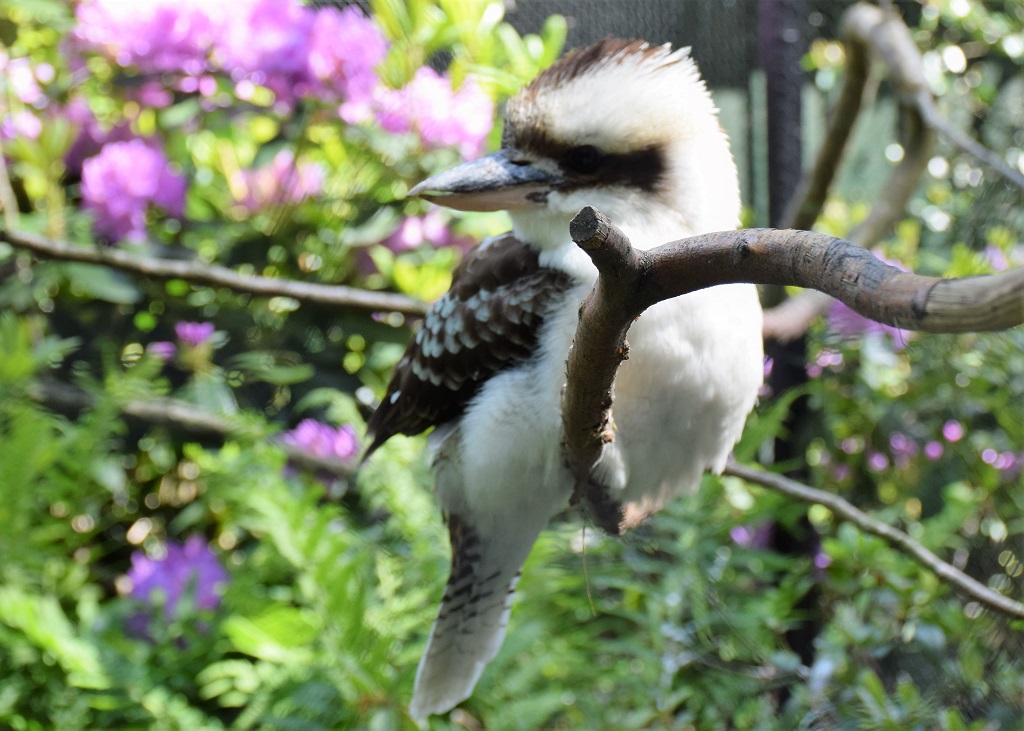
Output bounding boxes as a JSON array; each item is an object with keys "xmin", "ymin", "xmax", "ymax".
[
  {"xmin": 81, "ymin": 138, "xmax": 186, "ymax": 243},
  {"xmin": 126, "ymin": 535, "xmax": 228, "ymax": 623},
  {"xmin": 347, "ymin": 67, "xmax": 493, "ymax": 159},
  {"xmin": 73, "ymin": 0, "xmax": 386, "ymax": 111},
  {"xmin": 71, "ymin": 0, "xmax": 492, "ymax": 155}
]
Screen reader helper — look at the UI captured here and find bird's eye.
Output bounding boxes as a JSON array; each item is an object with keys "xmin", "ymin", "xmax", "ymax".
[{"xmin": 563, "ymin": 145, "xmax": 603, "ymax": 174}]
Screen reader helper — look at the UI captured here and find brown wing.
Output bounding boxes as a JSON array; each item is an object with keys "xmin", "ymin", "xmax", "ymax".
[{"xmin": 365, "ymin": 234, "xmax": 574, "ymax": 457}]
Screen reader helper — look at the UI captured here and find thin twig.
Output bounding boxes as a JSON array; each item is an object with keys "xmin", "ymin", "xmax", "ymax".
[
  {"xmin": 0, "ymin": 227, "xmax": 429, "ymax": 317},
  {"xmin": 723, "ymin": 461, "xmax": 1024, "ymax": 620}
]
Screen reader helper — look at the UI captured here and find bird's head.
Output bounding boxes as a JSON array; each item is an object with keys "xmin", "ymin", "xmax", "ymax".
[{"xmin": 410, "ymin": 38, "xmax": 740, "ymax": 250}]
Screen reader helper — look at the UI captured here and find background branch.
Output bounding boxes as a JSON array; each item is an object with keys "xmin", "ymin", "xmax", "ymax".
[
  {"xmin": 29, "ymin": 379, "xmax": 353, "ymax": 480},
  {"xmin": 723, "ymin": 462, "xmax": 1024, "ymax": 620},
  {"xmin": 765, "ymin": 2, "xmax": 1023, "ymax": 342},
  {"xmin": 0, "ymin": 227, "xmax": 430, "ymax": 317}
]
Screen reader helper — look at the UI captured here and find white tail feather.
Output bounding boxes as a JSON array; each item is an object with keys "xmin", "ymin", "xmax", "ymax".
[{"xmin": 409, "ymin": 514, "xmax": 534, "ymax": 720}]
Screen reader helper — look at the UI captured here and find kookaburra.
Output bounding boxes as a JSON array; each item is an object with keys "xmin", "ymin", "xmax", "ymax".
[{"xmin": 365, "ymin": 38, "xmax": 764, "ymax": 720}]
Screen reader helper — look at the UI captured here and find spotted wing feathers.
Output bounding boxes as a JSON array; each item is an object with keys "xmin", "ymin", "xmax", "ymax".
[{"xmin": 365, "ymin": 234, "xmax": 573, "ymax": 456}]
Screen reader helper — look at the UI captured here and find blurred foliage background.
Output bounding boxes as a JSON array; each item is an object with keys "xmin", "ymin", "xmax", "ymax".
[{"xmin": 0, "ymin": 0, "xmax": 1022, "ymax": 729}]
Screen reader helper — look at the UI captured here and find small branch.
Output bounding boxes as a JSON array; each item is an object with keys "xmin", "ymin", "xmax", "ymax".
[
  {"xmin": 29, "ymin": 379, "xmax": 353, "ymax": 479},
  {"xmin": 723, "ymin": 462, "xmax": 1024, "ymax": 620},
  {"xmin": 918, "ymin": 102, "xmax": 1024, "ymax": 192},
  {"xmin": 0, "ymin": 227, "xmax": 429, "ymax": 317}
]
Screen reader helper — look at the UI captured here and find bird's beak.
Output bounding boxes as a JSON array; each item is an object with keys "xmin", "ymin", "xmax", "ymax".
[{"xmin": 409, "ymin": 149, "xmax": 562, "ymax": 212}]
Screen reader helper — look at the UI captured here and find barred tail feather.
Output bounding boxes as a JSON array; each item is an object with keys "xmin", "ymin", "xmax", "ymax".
[{"xmin": 408, "ymin": 514, "xmax": 531, "ymax": 721}]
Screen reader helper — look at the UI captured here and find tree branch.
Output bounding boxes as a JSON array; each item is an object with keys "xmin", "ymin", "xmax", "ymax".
[
  {"xmin": 29, "ymin": 379, "xmax": 353, "ymax": 480},
  {"xmin": 723, "ymin": 462, "xmax": 1024, "ymax": 620},
  {"xmin": 562, "ymin": 207, "xmax": 1023, "ymax": 612},
  {"xmin": 764, "ymin": 2, "xmax": 1024, "ymax": 341},
  {"xmin": 0, "ymin": 227, "xmax": 429, "ymax": 317}
]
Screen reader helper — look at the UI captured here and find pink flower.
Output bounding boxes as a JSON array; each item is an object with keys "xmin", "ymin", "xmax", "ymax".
[
  {"xmin": 394, "ymin": 68, "xmax": 493, "ymax": 158},
  {"xmin": 2, "ymin": 56, "xmax": 46, "ymax": 106},
  {"xmin": 232, "ymin": 149, "xmax": 324, "ymax": 212},
  {"xmin": 307, "ymin": 7, "xmax": 387, "ymax": 104},
  {"xmin": 0, "ymin": 110, "xmax": 42, "ymax": 140},
  {"xmin": 924, "ymin": 440, "xmax": 944, "ymax": 461},
  {"xmin": 866, "ymin": 451, "xmax": 889, "ymax": 473},
  {"xmin": 942, "ymin": 419, "xmax": 964, "ymax": 443},
  {"xmin": 81, "ymin": 138, "xmax": 186, "ymax": 243},
  {"xmin": 281, "ymin": 419, "xmax": 359, "ymax": 463},
  {"xmin": 380, "ymin": 210, "xmax": 471, "ymax": 253},
  {"xmin": 175, "ymin": 321, "xmax": 215, "ymax": 347},
  {"xmin": 64, "ymin": 98, "xmax": 135, "ymax": 174},
  {"xmin": 215, "ymin": 0, "xmax": 315, "ymax": 108},
  {"xmin": 344, "ymin": 68, "xmax": 493, "ymax": 159},
  {"xmin": 73, "ymin": 0, "xmax": 224, "ymax": 76},
  {"xmin": 146, "ymin": 341, "xmax": 176, "ymax": 360},
  {"xmin": 828, "ymin": 300, "xmax": 910, "ymax": 349}
]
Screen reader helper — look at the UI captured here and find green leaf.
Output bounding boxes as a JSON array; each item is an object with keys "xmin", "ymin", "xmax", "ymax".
[
  {"xmin": 224, "ymin": 606, "xmax": 322, "ymax": 662},
  {"xmin": 61, "ymin": 263, "xmax": 142, "ymax": 304},
  {"xmin": 0, "ymin": 586, "xmax": 110, "ymax": 689}
]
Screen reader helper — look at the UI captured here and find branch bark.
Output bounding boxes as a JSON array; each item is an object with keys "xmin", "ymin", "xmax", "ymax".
[
  {"xmin": 562, "ymin": 206, "xmax": 1024, "ymax": 616},
  {"xmin": 0, "ymin": 227, "xmax": 429, "ymax": 317}
]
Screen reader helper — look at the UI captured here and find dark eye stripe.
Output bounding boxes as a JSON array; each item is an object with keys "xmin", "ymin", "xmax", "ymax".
[{"xmin": 502, "ymin": 121, "xmax": 667, "ymax": 194}]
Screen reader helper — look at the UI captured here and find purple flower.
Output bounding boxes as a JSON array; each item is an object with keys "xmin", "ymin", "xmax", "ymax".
[
  {"xmin": 942, "ymin": 419, "xmax": 964, "ymax": 443},
  {"xmin": 730, "ymin": 523, "xmax": 774, "ymax": 549},
  {"xmin": 81, "ymin": 138, "xmax": 186, "ymax": 243},
  {"xmin": 806, "ymin": 348, "xmax": 843, "ymax": 378},
  {"xmin": 147, "ymin": 341, "xmax": 176, "ymax": 360},
  {"xmin": 64, "ymin": 98, "xmax": 135, "ymax": 175},
  {"xmin": 175, "ymin": 321, "xmax": 215, "ymax": 347},
  {"xmin": 345, "ymin": 68, "xmax": 494, "ymax": 159},
  {"xmin": 73, "ymin": 0, "xmax": 223, "ymax": 76},
  {"xmin": 828, "ymin": 300, "xmax": 910, "ymax": 349},
  {"xmin": 2, "ymin": 55, "xmax": 46, "ymax": 106},
  {"xmin": 127, "ymin": 535, "xmax": 228, "ymax": 621},
  {"xmin": 866, "ymin": 450, "xmax": 890, "ymax": 473},
  {"xmin": 924, "ymin": 440, "xmax": 944, "ymax": 461},
  {"xmin": 0, "ymin": 110, "xmax": 41, "ymax": 140},
  {"xmin": 307, "ymin": 7, "xmax": 387, "ymax": 104},
  {"xmin": 888, "ymin": 431, "xmax": 918, "ymax": 469},
  {"xmin": 281, "ymin": 419, "xmax": 359, "ymax": 463},
  {"xmin": 232, "ymin": 149, "xmax": 324, "ymax": 212},
  {"xmin": 984, "ymin": 245, "xmax": 1009, "ymax": 272},
  {"xmin": 216, "ymin": 0, "xmax": 316, "ymax": 108},
  {"xmin": 380, "ymin": 210, "xmax": 471, "ymax": 253},
  {"xmin": 401, "ymin": 68, "xmax": 493, "ymax": 158},
  {"xmin": 831, "ymin": 463, "xmax": 853, "ymax": 482}
]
